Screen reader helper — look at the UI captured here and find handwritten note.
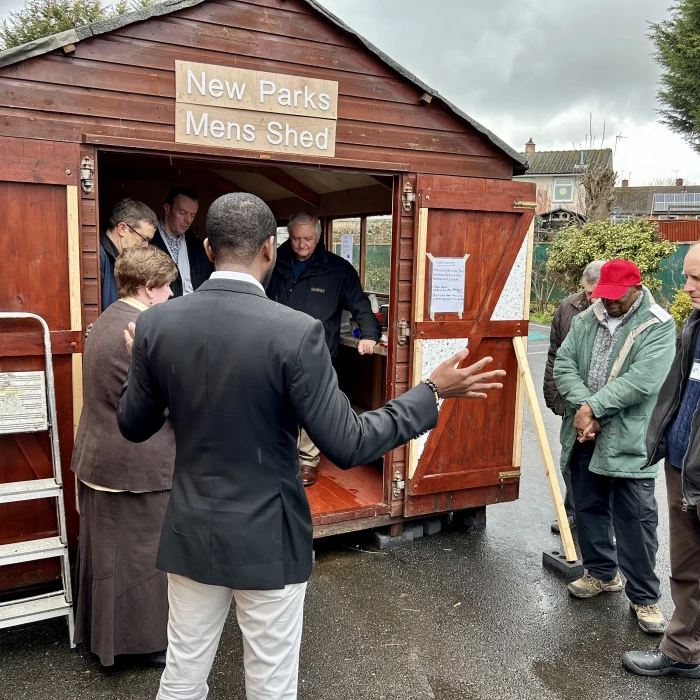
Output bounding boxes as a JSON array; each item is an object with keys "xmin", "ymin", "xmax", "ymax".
[
  {"xmin": 340, "ymin": 234, "xmax": 354, "ymax": 263},
  {"xmin": 428, "ymin": 254, "xmax": 469, "ymax": 320}
]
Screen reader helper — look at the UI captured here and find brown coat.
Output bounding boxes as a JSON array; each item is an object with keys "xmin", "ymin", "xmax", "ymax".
[
  {"xmin": 543, "ymin": 290, "xmax": 589, "ymax": 416},
  {"xmin": 71, "ymin": 300, "xmax": 175, "ymax": 491}
]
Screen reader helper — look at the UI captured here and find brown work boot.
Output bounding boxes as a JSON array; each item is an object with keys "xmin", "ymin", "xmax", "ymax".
[
  {"xmin": 300, "ymin": 465, "xmax": 317, "ymax": 487},
  {"xmin": 568, "ymin": 571, "xmax": 623, "ymax": 598},
  {"xmin": 629, "ymin": 602, "xmax": 667, "ymax": 635}
]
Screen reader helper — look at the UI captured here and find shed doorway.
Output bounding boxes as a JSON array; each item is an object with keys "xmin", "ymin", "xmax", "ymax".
[{"xmin": 96, "ymin": 150, "xmax": 395, "ymax": 527}]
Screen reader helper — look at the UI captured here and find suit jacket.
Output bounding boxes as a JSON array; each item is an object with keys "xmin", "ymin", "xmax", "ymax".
[
  {"xmin": 117, "ymin": 278, "xmax": 438, "ymax": 590},
  {"xmin": 71, "ymin": 300, "xmax": 175, "ymax": 491},
  {"xmin": 99, "ymin": 232, "xmax": 120, "ymax": 311},
  {"xmin": 150, "ymin": 228, "xmax": 213, "ymax": 297}
]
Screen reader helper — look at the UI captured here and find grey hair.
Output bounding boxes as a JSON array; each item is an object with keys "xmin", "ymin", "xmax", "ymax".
[
  {"xmin": 582, "ymin": 260, "xmax": 605, "ymax": 285},
  {"xmin": 108, "ymin": 198, "xmax": 158, "ymax": 232},
  {"xmin": 287, "ymin": 212, "xmax": 321, "ymax": 237}
]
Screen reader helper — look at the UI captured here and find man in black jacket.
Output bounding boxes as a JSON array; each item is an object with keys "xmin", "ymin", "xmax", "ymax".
[
  {"xmin": 117, "ymin": 193, "xmax": 505, "ymax": 700},
  {"xmin": 624, "ymin": 243, "xmax": 700, "ymax": 679},
  {"xmin": 150, "ymin": 186, "xmax": 213, "ymax": 297},
  {"xmin": 267, "ymin": 212, "xmax": 382, "ymax": 485},
  {"xmin": 100, "ymin": 198, "xmax": 158, "ymax": 310}
]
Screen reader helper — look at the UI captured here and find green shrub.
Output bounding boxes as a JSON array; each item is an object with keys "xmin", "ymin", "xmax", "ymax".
[
  {"xmin": 670, "ymin": 288, "xmax": 694, "ymax": 330},
  {"xmin": 546, "ymin": 219, "xmax": 676, "ymax": 294}
]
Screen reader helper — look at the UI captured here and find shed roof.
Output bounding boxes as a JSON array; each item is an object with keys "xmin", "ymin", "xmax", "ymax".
[
  {"xmin": 0, "ymin": 0, "xmax": 526, "ymax": 167},
  {"xmin": 522, "ymin": 148, "xmax": 612, "ymax": 175}
]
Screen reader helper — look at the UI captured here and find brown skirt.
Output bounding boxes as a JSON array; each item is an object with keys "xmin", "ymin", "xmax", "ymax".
[{"xmin": 73, "ymin": 481, "xmax": 170, "ymax": 666}]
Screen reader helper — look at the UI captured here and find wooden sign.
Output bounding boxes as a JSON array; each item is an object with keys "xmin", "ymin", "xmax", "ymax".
[{"xmin": 175, "ymin": 61, "xmax": 338, "ymax": 157}]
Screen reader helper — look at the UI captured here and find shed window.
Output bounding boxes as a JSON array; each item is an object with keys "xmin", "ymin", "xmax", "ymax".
[
  {"xmin": 553, "ymin": 178, "xmax": 574, "ymax": 203},
  {"xmin": 329, "ymin": 216, "xmax": 391, "ymax": 295}
]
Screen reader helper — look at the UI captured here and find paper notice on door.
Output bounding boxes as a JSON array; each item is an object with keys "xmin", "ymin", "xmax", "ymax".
[
  {"xmin": 340, "ymin": 234, "xmax": 354, "ymax": 263},
  {"xmin": 427, "ymin": 253, "xmax": 469, "ymax": 320}
]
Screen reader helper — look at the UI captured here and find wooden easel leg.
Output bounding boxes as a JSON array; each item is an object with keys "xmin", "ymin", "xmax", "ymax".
[{"xmin": 512, "ymin": 336, "xmax": 577, "ymax": 563}]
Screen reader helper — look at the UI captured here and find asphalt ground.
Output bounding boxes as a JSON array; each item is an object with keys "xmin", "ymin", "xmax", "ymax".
[{"xmin": 0, "ymin": 324, "xmax": 691, "ymax": 700}]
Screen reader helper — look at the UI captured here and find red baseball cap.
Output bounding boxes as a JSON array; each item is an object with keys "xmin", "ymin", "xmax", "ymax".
[{"xmin": 592, "ymin": 259, "xmax": 641, "ymax": 300}]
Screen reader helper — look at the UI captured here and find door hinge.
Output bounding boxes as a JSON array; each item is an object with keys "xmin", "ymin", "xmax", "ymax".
[
  {"xmin": 397, "ymin": 318, "xmax": 410, "ymax": 346},
  {"xmin": 513, "ymin": 200, "xmax": 537, "ymax": 209},
  {"xmin": 499, "ymin": 470, "xmax": 521, "ymax": 481},
  {"xmin": 393, "ymin": 470, "xmax": 405, "ymax": 497}
]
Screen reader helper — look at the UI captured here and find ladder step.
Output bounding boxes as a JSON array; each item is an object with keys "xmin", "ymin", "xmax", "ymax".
[
  {"xmin": 0, "ymin": 592, "xmax": 71, "ymax": 629},
  {"xmin": 0, "ymin": 478, "xmax": 61, "ymax": 503},
  {"xmin": 0, "ymin": 537, "xmax": 66, "ymax": 566}
]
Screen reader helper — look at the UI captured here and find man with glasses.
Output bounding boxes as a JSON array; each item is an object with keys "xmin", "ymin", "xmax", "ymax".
[
  {"xmin": 151, "ymin": 186, "xmax": 213, "ymax": 298},
  {"xmin": 100, "ymin": 199, "xmax": 158, "ymax": 311}
]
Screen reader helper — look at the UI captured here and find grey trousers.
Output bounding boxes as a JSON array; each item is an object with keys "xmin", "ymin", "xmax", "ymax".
[{"xmin": 569, "ymin": 440, "xmax": 661, "ymax": 605}]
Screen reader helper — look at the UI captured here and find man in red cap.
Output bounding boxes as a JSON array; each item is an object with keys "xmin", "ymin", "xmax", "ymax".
[
  {"xmin": 554, "ymin": 259, "xmax": 675, "ymax": 634},
  {"xmin": 625, "ymin": 243, "xmax": 700, "ymax": 677}
]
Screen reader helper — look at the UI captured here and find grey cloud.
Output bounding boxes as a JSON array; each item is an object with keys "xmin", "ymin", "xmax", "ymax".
[{"xmin": 321, "ymin": 0, "xmax": 671, "ymax": 149}]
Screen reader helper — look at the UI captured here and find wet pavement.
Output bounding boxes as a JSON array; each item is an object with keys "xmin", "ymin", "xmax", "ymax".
[{"xmin": 0, "ymin": 325, "xmax": 693, "ymax": 699}]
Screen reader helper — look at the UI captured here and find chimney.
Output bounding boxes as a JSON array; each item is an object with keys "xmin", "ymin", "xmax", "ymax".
[
  {"xmin": 676, "ymin": 177, "xmax": 684, "ymax": 186},
  {"xmin": 621, "ymin": 179, "xmax": 629, "ymax": 188},
  {"xmin": 525, "ymin": 138, "xmax": 535, "ymax": 156}
]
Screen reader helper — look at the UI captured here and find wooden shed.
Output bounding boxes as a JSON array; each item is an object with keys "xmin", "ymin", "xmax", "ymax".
[{"xmin": 0, "ymin": 0, "xmax": 535, "ymax": 594}]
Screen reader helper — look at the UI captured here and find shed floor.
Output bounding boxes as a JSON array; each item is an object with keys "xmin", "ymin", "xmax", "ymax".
[{"xmin": 307, "ymin": 457, "xmax": 383, "ymax": 518}]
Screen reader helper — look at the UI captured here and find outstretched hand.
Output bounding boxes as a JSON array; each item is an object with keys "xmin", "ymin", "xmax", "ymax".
[
  {"xmin": 124, "ymin": 322, "xmax": 136, "ymax": 358},
  {"xmin": 429, "ymin": 348, "xmax": 505, "ymax": 399}
]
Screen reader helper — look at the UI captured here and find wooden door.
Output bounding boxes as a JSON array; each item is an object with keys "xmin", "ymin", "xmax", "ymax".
[
  {"xmin": 405, "ymin": 175, "xmax": 535, "ymax": 508},
  {"xmin": 0, "ymin": 137, "xmax": 82, "ymax": 591}
]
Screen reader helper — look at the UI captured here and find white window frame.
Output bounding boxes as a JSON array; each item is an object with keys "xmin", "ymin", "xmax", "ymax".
[{"xmin": 552, "ymin": 177, "xmax": 574, "ymax": 203}]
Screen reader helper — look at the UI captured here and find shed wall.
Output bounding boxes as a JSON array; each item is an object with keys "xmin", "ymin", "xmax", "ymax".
[{"xmin": 0, "ymin": 0, "xmax": 513, "ymax": 179}]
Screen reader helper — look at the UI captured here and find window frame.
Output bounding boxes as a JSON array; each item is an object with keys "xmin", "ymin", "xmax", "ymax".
[
  {"xmin": 328, "ymin": 215, "xmax": 392, "ymax": 295},
  {"xmin": 552, "ymin": 177, "xmax": 575, "ymax": 203}
]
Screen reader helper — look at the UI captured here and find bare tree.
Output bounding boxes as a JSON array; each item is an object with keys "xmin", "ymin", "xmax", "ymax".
[
  {"xmin": 582, "ymin": 166, "xmax": 617, "ymax": 222},
  {"xmin": 647, "ymin": 176, "xmax": 695, "ymax": 186},
  {"xmin": 530, "ymin": 255, "xmax": 557, "ymax": 314}
]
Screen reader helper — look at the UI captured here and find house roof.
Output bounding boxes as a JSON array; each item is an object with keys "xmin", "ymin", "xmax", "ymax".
[
  {"xmin": 522, "ymin": 148, "xmax": 613, "ymax": 175},
  {"xmin": 0, "ymin": 0, "xmax": 526, "ymax": 168},
  {"xmin": 614, "ymin": 185, "xmax": 700, "ymax": 216}
]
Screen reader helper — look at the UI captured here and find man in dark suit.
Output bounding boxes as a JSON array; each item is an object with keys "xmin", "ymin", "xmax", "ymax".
[
  {"xmin": 118, "ymin": 193, "xmax": 505, "ymax": 700},
  {"xmin": 150, "ymin": 185, "xmax": 213, "ymax": 297}
]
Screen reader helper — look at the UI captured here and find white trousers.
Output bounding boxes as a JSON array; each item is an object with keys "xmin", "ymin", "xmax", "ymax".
[{"xmin": 156, "ymin": 573, "xmax": 307, "ymax": 700}]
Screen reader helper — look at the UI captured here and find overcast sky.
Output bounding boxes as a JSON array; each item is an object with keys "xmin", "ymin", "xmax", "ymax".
[
  {"xmin": 320, "ymin": 0, "xmax": 700, "ymax": 185},
  {"xmin": 0, "ymin": 0, "xmax": 697, "ymax": 184}
]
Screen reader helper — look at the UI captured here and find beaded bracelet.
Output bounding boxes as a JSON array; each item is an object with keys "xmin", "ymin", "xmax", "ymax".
[{"xmin": 421, "ymin": 378, "xmax": 441, "ymax": 403}]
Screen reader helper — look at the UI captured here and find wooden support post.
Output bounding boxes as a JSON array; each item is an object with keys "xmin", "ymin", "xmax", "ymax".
[
  {"xmin": 512, "ymin": 217, "xmax": 534, "ymax": 468},
  {"xmin": 67, "ymin": 185, "xmax": 82, "ymax": 515},
  {"xmin": 359, "ymin": 216, "xmax": 367, "ymax": 288},
  {"xmin": 512, "ymin": 335, "xmax": 577, "ymax": 562},
  {"xmin": 66, "ymin": 185, "xmax": 83, "ymax": 438},
  {"xmin": 408, "ymin": 208, "xmax": 429, "ymax": 480}
]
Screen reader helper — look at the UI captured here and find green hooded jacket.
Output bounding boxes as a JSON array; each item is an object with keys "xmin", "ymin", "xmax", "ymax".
[{"xmin": 553, "ymin": 289, "xmax": 675, "ymax": 479}]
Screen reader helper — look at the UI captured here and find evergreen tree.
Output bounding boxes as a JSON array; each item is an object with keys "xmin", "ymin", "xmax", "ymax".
[
  {"xmin": 0, "ymin": 0, "xmax": 154, "ymax": 50},
  {"xmin": 649, "ymin": 0, "xmax": 700, "ymax": 153}
]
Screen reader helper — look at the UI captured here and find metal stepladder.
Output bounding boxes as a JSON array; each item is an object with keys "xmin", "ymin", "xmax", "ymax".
[{"xmin": 0, "ymin": 312, "xmax": 75, "ymax": 646}]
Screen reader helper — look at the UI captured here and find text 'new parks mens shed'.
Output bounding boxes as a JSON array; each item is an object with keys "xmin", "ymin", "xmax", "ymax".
[{"xmin": 0, "ymin": 0, "xmax": 535, "ymax": 594}]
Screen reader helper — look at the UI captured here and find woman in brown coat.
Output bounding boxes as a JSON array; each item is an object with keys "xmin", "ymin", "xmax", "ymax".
[{"xmin": 71, "ymin": 245, "xmax": 179, "ymax": 667}]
